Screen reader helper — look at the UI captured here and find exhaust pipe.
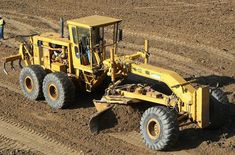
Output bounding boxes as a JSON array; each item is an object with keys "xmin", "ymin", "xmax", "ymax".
[{"xmin": 60, "ymin": 18, "xmax": 64, "ymax": 38}]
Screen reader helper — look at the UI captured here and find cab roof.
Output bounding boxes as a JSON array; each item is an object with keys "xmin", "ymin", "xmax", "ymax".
[{"xmin": 67, "ymin": 15, "xmax": 122, "ymax": 28}]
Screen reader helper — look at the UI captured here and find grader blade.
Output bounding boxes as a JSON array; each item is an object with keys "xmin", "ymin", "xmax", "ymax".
[
  {"xmin": 3, "ymin": 54, "xmax": 22, "ymax": 75},
  {"xmin": 89, "ymin": 101, "xmax": 113, "ymax": 134}
]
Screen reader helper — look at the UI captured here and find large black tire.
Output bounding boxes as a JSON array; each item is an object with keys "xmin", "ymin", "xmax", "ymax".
[
  {"xmin": 42, "ymin": 72, "xmax": 75, "ymax": 109},
  {"xmin": 208, "ymin": 88, "xmax": 229, "ymax": 129},
  {"xmin": 140, "ymin": 106, "xmax": 179, "ymax": 151},
  {"xmin": 19, "ymin": 65, "xmax": 46, "ymax": 100}
]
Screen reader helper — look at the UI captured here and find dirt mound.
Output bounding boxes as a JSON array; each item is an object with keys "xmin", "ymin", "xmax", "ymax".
[{"xmin": 99, "ymin": 105, "xmax": 141, "ymax": 133}]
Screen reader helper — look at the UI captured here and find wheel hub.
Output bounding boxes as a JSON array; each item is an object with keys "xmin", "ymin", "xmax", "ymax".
[
  {"xmin": 48, "ymin": 84, "xmax": 59, "ymax": 100},
  {"xmin": 24, "ymin": 76, "xmax": 34, "ymax": 92},
  {"xmin": 147, "ymin": 118, "xmax": 161, "ymax": 140}
]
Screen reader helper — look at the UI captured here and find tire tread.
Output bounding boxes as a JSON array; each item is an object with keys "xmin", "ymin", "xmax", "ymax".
[
  {"xmin": 43, "ymin": 72, "xmax": 75, "ymax": 109},
  {"xmin": 140, "ymin": 106, "xmax": 179, "ymax": 151}
]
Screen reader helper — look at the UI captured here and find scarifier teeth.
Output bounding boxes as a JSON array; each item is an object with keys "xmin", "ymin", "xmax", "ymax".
[
  {"xmin": 3, "ymin": 62, "xmax": 8, "ymax": 75},
  {"xmin": 3, "ymin": 60, "xmax": 22, "ymax": 75},
  {"xmin": 19, "ymin": 59, "xmax": 23, "ymax": 69},
  {"xmin": 10, "ymin": 61, "xmax": 15, "ymax": 71}
]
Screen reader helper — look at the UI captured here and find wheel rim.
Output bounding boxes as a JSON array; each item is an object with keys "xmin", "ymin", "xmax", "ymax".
[
  {"xmin": 48, "ymin": 84, "xmax": 59, "ymax": 101},
  {"xmin": 24, "ymin": 76, "xmax": 34, "ymax": 92},
  {"xmin": 147, "ymin": 118, "xmax": 161, "ymax": 140}
]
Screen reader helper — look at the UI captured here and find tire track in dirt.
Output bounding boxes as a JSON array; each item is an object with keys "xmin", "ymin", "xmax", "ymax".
[
  {"xmin": 120, "ymin": 42, "xmax": 220, "ymax": 76},
  {"xmin": 0, "ymin": 10, "xmax": 60, "ymax": 48},
  {"xmin": 109, "ymin": 131, "xmax": 191, "ymax": 155},
  {"xmin": 0, "ymin": 116, "xmax": 81, "ymax": 155},
  {"xmin": 124, "ymin": 30, "xmax": 235, "ymax": 62},
  {"xmin": 0, "ymin": 10, "xmax": 60, "ymax": 31},
  {"xmin": 114, "ymin": 1, "xmax": 216, "ymax": 10},
  {"xmin": 0, "ymin": 11, "xmax": 64, "ymax": 56},
  {"xmin": 0, "ymin": 79, "xmax": 21, "ymax": 94},
  {"xmin": 0, "ymin": 135, "xmax": 38, "ymax": 154},
  {"xmin": 122, "ymin": 48, "xmax": 200, "ymax": 76}
]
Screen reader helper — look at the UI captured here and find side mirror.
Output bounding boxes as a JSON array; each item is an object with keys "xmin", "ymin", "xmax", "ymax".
[{"xmin": 118, "ymin": 29, "xmax": 123, "ymax": 42}]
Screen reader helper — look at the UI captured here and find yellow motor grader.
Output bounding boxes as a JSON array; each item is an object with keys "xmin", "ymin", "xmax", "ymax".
[{"xmin": 3, "ymin": 15, "xmax": 228, "ymax": 151}]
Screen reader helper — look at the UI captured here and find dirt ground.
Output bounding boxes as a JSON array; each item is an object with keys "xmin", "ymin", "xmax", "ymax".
[{"xmin": 0, "ymin": 0, "xmax": 234, "ymax": 154}]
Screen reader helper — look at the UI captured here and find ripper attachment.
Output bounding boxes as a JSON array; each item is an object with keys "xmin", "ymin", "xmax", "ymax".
[{"xmin": 2, "ymin": 36, "xmax": 33, "ymax": 74}]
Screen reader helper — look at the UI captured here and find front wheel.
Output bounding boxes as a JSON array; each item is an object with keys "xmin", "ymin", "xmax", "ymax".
[
  {"xmin": 140, "ymin": 106, "xmax": 179, "ymax": 151},
  {"xmin": 43, "ymin": 72, "xmax": 75, "ymax": 109}
]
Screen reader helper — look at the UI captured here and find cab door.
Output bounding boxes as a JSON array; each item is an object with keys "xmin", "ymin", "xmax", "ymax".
[
  {"xmin": 69, "ymin": 26, "xmax": 92, "ymax": 70},
  {"xmin": 69, "ymin": 26, "xmax": 81, "ymax": 69}
]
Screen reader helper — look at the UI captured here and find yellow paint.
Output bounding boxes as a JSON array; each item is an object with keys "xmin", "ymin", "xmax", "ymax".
[
  {"xmin": 51, "ymin": 62, "xmax": 67, "ymax": 72},
  {"xmin": 121, "ymin": 91, "xmax": 168, "ymax": 105},
  {"xmin": 196, "ymin": 87, "xmax": 209, "ymax": 128},
  {"xmin": 67, "ymin": 15, "xmax": 122, "ymax": 28},
  {"xmin": 2, "ymin": 15, "xmax": 211, "ymax": 128}
]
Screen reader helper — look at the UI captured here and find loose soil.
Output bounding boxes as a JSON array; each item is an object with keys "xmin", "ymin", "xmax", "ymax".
[{"xmin": 0, "ymin": 0, "xmax": 234, "ymax": 154}]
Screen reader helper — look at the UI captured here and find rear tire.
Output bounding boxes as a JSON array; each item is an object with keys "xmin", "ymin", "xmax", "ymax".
[
  {"xmin": 140, "ymin": 106, "xmax": 179, "ymax": 151},
  {"xmin": 19, "ymin": 65, "xmax": 46, "ymax": 100},
  {"xmin": 208, "ymin": 88, "xmax": 228, "ymax": 129},
  {"xmin": 43, "ymin": 72, "xmax": 75, "ymax": 109}
]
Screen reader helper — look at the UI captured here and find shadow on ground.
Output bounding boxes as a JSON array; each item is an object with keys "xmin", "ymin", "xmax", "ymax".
[
  {"xmin": 173, "ymin": 75, "xmax": 235, "ymax": 151},
  {"xmin": 172, "ymin": 114, "xmax": 235, "ymax": 151},
  {"xmin": 193, "ymin": 75, "xmax": 235, "ymax": 87}
]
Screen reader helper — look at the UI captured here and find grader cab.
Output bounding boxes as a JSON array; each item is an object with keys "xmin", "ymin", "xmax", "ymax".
[
  {"xmin": 4, "ymin": 16, "xmax": 122, "ymax": 91},
  {"xmin": 2, "ymin": 15, "xmax": 228, "ymax": 151}
]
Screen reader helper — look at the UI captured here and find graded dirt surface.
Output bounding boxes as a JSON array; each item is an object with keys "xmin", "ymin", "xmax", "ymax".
[
  {"xmin": 0, "ymin": 117, "xmax": 79, "ymax": 155},
  {"xmin": 0, "ymin": 0, "xmax": 234, "ymax": 155}
]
